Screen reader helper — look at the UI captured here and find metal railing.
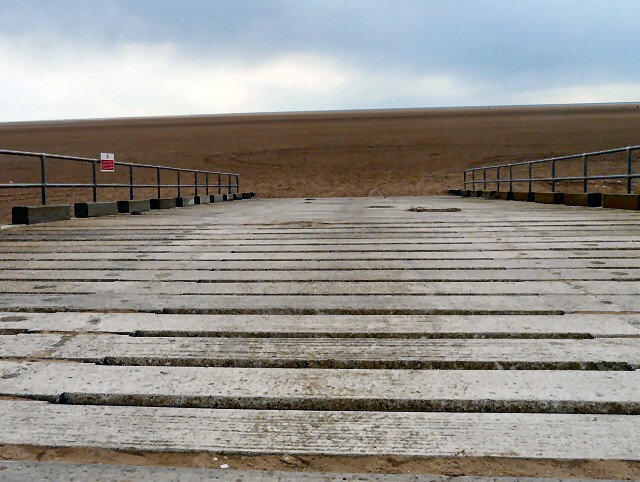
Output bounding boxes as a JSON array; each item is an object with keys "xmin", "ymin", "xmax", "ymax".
[
  {"xmin": 464, "ymin": 146, "xmax": 639, "ymax": 193},
  {"xmin": 0, "ymin": 149, "xmax": 239, "ymax": 205}
]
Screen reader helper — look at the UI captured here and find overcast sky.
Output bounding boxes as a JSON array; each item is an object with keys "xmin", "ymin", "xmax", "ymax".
[{"xmin": 0, "ymin": 0, "xmax": 638, "ymax": 121}]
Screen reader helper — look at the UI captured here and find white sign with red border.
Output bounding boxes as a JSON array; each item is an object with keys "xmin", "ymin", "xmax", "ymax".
[{"xmin": 100, "ymin": 153, "xmax": 115, "ymax": 172}]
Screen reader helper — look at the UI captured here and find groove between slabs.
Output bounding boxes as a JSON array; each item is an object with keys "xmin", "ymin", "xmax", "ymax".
[{"xmin": 13, "ymin": 393, "xmax": 638, "ymax": 415}]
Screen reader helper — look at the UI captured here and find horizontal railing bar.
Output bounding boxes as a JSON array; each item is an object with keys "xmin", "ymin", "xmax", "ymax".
[
  {"xmin": 0, "ymin": 184, "xmax": 239, "ymax": 189},
  {"xmin": 465, "ymin": 174, "xmax": 640, "ymax": 184},
  {"xmin": 464, "ymin": 146, "xmax": 640, "ymax": 173},
  {"xmin": 482, "ymin": 149, "xmax": 635, "ymax": 171},
  {"xmin": 0, "ymin": 149, "xmax": 238, "ymax": 176}
]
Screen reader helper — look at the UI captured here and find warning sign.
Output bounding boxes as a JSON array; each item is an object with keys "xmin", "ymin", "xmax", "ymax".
[{"xmin": 100, "ymin": 153, "xmax": 115, "ymax": 172}]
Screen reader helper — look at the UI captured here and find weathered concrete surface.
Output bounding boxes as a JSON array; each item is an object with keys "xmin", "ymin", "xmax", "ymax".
[
  {"xmin": 0, "ymin": 462, "xmax": 629, "ymax": 482},
  {"xmin": 1, "ymin": 400, "xmax": 639, "ymax": 459},
  {"xmin": 1, "ymin": 196, "xmax": 639, "ymax": 470},
  {"xmin": 11, "ymin": 205, "xmax": 72, "ymax": 225},
  {"xmin": 195, "ymin": 195, "xmax": 211, "ymax": 204},
  {"xmin": 117, "ymin": 199, "xmax": 151, "ymax": 213},
  {"xmin": 2, "ymin": 361, "xmax": 638, "ymax": 413}
]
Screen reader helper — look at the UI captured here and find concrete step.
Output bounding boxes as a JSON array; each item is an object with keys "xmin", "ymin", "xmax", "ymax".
[
  {"xmin": 0, "ymin": 268, "xmax": 638, "ymax": 282},
  {"xmin": 0, "ymin": 400, "xmax": 638, "ymax": 460},
  {"xmin": 2, "ymin": 258, "xmax": 640, "ymax": 270},
  {"xmin": 1, "ymin": 280, "xmax": 640, "ymax": 296},
  {"xmin": 2, "ymin": 249, "xmax": 640, "ymax": 261},
  {"xmin": 2, "ymin": 312, "xmax": 638, "ymax": 338},
  {"xmin": 1, "ymin": 361, "xmax": 638, "ymax": 413},
  {"xmin": 1, "ymin": 292, "xmax": 635, "ymax": 313},
  {"xmin": 1, "ymin": 334, "xmax": 638, "ymax": 369},
  {"xmin": 1, "ymin": 240, "xmax": 640, "ymax": 252}
]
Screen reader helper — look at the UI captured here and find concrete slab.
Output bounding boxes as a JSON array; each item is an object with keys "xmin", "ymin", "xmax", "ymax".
[
  {"xmin": 195, "ymin": 195, "xmax": 211, "ymax": 204},
  {"xmin": 211, "ymin": 195, "xmax": 225, "ymax": 202},
  {"xmin": 3, "ymin": 258, "xmax": 640, "ymax": 271},
  {"xmin": 563, "ymin": 193, "xmax": 603, "ymax": 207},
  {"xmin": 117, "ymin": 199, "xmax": 151, "ymax": 213},
  {"xmin": 2, "ymin": 312, "xmax": 638, "ymax": 338},
  {"xmin": 1, "ymin": 239, "xmax": 639, "ymax": 252},
  {"xmin": 534, "ymin": 192, "xmax": 564, "ymax": 204},
  {"xmin": 1, "ymin": 291, "xmax": 635, "ymax": 313},
  {"xmin": 0, "ymin": 267, "xmax": 638, "ymax": 283},
  {"xmin": 602, "ymin": 194, "xmax": 640, "ymax": 210},
  {"xmin": 176, "ymin": 196, "xmax": 196, "ymax": 207},
  {"xmin": 1, "ymin": 334, "xmax": 638, "ymax": 369},
  {"xmin": 150, "ymin": 198, "xmax": 177, "ymax": 209},
  {"xmin": 1, "ymin": 400, "xmax": 638, "ymax": 459},
  {"xmin": 73, "ymin": 201, "xmax": 119, "ymax": 218},
  {"xmin": 3, "ymin": 279, "xmax": 640, "ymax": 297},
  {"xmin": 494, "ymin": 191, "xmax": 513, "ymax": 200},
  {"xmin": 2, "ymin": 248, "xmax": 640, "ymax": 261},
  {"xmin": 1, "ymin": 361, "xmax": 638, "ymax": 413},
  {"xmin": 480, "ymin": 191, "xmax": 497, "ymax": 199},
  {"xmin": 512, "ymin": 192, "xmax": 535, "ymax": 202},
  {"xmin": 11, "ymin": 205, "xmax": 72, "ymax": 225}
]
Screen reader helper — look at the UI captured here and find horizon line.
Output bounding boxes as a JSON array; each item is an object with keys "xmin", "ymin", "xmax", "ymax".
[{"xmin": 1, "ymin": 101, "xmax": 638, "ymax": 126}]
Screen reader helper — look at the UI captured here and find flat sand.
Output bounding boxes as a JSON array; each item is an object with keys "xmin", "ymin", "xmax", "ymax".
[{"xmin": 0, "ymin": 103, "xmax": 638, "ymax": 222}]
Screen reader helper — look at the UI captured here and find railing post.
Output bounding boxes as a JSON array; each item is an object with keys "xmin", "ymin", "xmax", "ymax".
[
  {"xmin": 205, "ymin": 172, "xmax": 209, "ymax": 196},
  {"xmin": 194, "ymin": 172, "xmax": 198, "ymax": 197},
  {"xmin": 237, "ymin": 174, "xmax": 240, "ymax": 193},
  {"xmin": 177, "ymin": 170, "xmax": 181, "ymax": 198},
  {"xmin": 509, "ymin": 164, "xmax": 513, "ymax": 192},
  {"xmin": 40, "ymin": 153, "xmax": 46, "ymax": 205},
  {"xmin": 228, "ymin": 174, "xmax": 232, "ymax": 194},
  {"xmin": 129, "ymin": 165, "xmax": 134, "ymax": 200},
  {"xmin": 496, "ymin": 166, "xmax": 500, "ymax": 191},
  {"xmin": 471, "ymin": 169, "xmax": 475, "ymax": 190},
  {"xmin": 157, "ymin": 168, "xmax": 161, "ymax": 198},
  {"xmin": 528, "ymin": 162, "xmax": 533, "ymax": 192},
  {"xmin": 92, "ymin": 160, "xmax": 97, "ymax": 202},
  {"xmin": 627, "ymin": 147, "xmax": 633, "ymax": 194},
  {"xmin": 583, "ymin": 154, "xmax": 588, "ymax": 193},
  {"xmin": 463, "ymin": 170, "xmax": 467, "ymax": 189},
  {"xmin": 483, "ymin": 168, "xmax": 487, "ymax": 190},
  {"xmin": 218, "ymin": 173, "xmax": 221, "ymax": 194},
  {"xmin": 551, "ymin": 159, "xmax": 556, "ymax": 192}
]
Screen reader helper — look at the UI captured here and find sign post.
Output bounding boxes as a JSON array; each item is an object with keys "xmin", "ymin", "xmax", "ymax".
[{"xmin": 100, "ymin": 153, "xmax": 115, "ymax": 172}]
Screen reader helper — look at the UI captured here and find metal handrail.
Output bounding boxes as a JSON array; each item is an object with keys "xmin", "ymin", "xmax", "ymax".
[
  {"xmin": 0, "ymin": 149, "xmax": 240, "ymax": 205},
  {"xmin": 463, "ymin": 146, "xmax": 639, "ymax": 193}
]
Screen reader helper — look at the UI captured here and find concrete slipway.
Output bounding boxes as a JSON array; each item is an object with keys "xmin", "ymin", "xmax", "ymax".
[{"xmin": 0, "ymin": 196, "xmax": 639, "ymax": 480}]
